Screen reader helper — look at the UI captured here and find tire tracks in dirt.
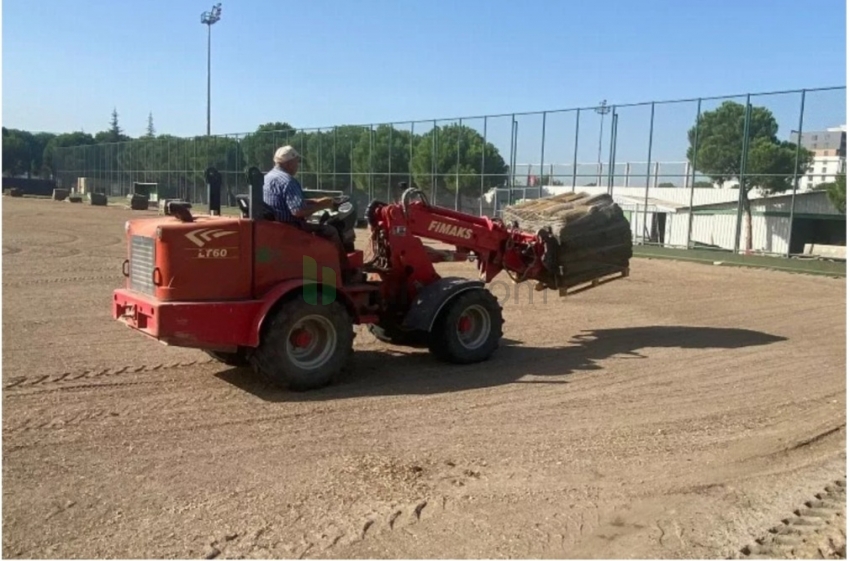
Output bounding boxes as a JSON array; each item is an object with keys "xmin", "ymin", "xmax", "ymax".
[
  {"xmin": 3, "ymin": 273, "xmax": 124, "ymax": 287},
  {"xmin": 2, "ymin": 358, "xmax": 217, "ymax": 392},
  {"xmin": 738, "ymin": 476, "xmax": 847, "ymax": 559},
  {"xmin": 199, "ymin": 462, "xmax": 484, "ymax": 559}
]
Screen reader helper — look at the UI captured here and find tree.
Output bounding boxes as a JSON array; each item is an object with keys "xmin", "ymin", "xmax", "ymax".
[
  {"xmin": 814, "ymin": 174, "xmax": 846, "ymax": 214},
  {"xmin": 411, "ymin": 123, "xmax": 507, "ymax": 200},
  {"xmin": 42, "ymin": 131, "xmax": 97, "ymax": 176},
  {"xmin": 828, "ymin": 174, "xmax": 845, "ymax": 214},
  {"xmin": 2, "ymin": 128, "xmax": 56, "ymax": 177},
  {"xmin": 351, "ymin": 125, "xmax": 418, "ymax": 198},
  {"xmin": 108, "ymin": 108, "xmax": 124, "ymax": 142},
  {"xmin": 146, "ymin": 113, "xmax": 156, "ymax": 138},
  {"xmin": 2, "ymin": 128, "xmax": 29, "ymax": 176},
  {"xmin": 658, "ymin": 182, "xmax": 676, "ymax": 187},
  {"xmin": 240, "ymin": 122, "xmax": 296, "ymax": 170},
  {"xmin": 693, "ymin": 180, "xmax": 714, "ymax": 188},
  {"xmin": 686, "ymin": 100, "xmax": 814, "ymax": 251}
]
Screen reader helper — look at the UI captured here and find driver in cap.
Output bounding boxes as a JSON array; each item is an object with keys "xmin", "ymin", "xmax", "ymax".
[{"xmin": 263, "ymin": 145, "xmax": 351, "ymax": 275}]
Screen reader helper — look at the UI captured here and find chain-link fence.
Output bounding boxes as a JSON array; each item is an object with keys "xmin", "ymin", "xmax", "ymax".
[{"xmin": 53, "ymin": 86, "xmax": 846, "ymax": 258}]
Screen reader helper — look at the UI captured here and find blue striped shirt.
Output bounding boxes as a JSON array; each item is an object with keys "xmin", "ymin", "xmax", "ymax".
[{"xmin": 263, "ymin": 167, "xmax": 304, "ymax": 224}]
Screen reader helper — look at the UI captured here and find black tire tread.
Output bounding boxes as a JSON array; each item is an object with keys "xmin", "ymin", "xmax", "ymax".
[
  {"xmin": 248, "ymin": 298, "xmax": 353, "ymax": 391},
  {"xmin": 427, "ymin": 289, "xmax": 504, "ymax": 364}
]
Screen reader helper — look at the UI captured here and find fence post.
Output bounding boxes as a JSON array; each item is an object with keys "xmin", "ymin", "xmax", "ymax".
[
  {"xmin": 455, "ymin": 119, "xmax": 462, "ymax": 210},
  {"xmin": 642, "ymin": 102, "xmax": 656, "ymax": 243},
  {"xmin": 607, "ymin": 110, "xmax": 619, "ymax": 194},
  {"xmin": 333, "ymin": 126, "xmax": 337, "ymax": 191},
  {"xmin": 480, "ymin": 116, "xmax": 487, "ymax": 216},
  {"xmin": 317, "ymin": 129, "xmax": 323, "ymax": 190},
  {"xmin": 787, "ymin": 89, "xmax": 807, "ymax": 258},
  {"xmin": 368, "ymin": 124, "xmax": 374, "ymax": 201},
  {"xmin": 686, "ymin": 98, "xmax": 703, "ymax": 250},
  {"xmin": 389, "ymin": 125, "xmax": 394, "ymax": 202},
  {"xmin": 509, "ymin": 115, "xmax": 517, "ymax": 205},
  {"xmin": 733, "ymin": 95, "xmax": 752, "ymax": 254},
  {"xmin": 571, "ymin": 109, "xmax": 580, "ymax": 192},
  {"xmin": 539, "ymin": 111, "xmax": 547, "ymax": 198},
  {"xmin": 409, "ymin": 122, "xmax": 414, "ymax": 189},
  {"xmin": 431, "ymin": 120, "xmax": 437, "ymax": 201}
]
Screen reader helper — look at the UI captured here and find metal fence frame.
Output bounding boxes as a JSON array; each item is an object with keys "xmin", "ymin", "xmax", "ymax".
[{"xmin": 53, "ymin": 85, "xmax": 846, "ymax": 259}]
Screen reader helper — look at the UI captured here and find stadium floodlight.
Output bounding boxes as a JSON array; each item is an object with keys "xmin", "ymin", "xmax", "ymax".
[
  {"xmin": 594, "ymin": 100, "xmax": 611, "ymax": 185},
  {"xmin": 201, "ymin": 3, "xmax": 223, "ymax": 136}
]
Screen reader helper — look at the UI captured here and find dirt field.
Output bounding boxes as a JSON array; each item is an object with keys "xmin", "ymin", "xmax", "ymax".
[{"xmin": 2, "ymin": 196, "xmax": 846, "ymax": 559}]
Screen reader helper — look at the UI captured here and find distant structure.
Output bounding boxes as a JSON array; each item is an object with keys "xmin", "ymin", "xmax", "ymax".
[{"xmin": 790, "ymin": 125, "xmax": 846, "ymax": 190}]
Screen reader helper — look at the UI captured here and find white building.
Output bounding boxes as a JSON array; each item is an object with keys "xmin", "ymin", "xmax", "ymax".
[
  {"xmin": 488, "ymin": 185, "xmax": 844, "ymax": 256},
  {"xmin": 790, "ymin": 125, "xmax": 846, "ymax": 191}
]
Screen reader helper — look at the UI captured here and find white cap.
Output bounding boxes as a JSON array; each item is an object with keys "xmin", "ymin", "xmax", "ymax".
[{"xmin": 273, "ymin": 145, "xmax": 301, "ymax": 165}]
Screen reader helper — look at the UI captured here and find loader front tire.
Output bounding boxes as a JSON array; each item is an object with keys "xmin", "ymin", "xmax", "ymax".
[
  {"xmin": 249, "ymin": 298, "xmax": 354, "ymax": 391},
  {"xmin": 428, "ymin": 289, "xmax": 504, "ymax": 364}
]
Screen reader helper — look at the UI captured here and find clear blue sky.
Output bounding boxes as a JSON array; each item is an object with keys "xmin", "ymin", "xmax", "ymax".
[{"xmin": 3, "ymin": 0, "xmax": 846, "ymax": 165}]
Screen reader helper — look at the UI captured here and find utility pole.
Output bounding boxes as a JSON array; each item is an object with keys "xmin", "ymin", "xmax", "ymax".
[
  {"xmin": 201, "ymin": 3, "xmax": 222, "ymax": 136},
  {"xmin": 595, "ymin": 100, "xmax": 610, "ymax": 186}
]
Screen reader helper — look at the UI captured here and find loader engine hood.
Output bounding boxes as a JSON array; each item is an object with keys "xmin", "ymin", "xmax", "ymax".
[{"xmin": 124, "ymin": 216, "xmax": 252, "ymax": 302}]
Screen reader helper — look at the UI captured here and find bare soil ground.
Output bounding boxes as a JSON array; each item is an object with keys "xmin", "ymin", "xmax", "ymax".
[{"xmin": 2, "ymin": 196, "xmax": 846, "ymax": 559}]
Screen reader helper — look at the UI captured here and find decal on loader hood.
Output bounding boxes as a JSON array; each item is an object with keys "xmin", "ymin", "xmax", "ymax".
[
  {"xmin": 427, "ymin": 220, "xmax": 473, "ymax": 240},
  {"xmin": 184, "ymin": 228, "xmax": 236, "ymax": 247}
]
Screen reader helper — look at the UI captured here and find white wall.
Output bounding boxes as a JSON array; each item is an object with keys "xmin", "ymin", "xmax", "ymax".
[
  {"xmin": 667, "ymin": 213, "xmax": 790, "ymax": 254},
  {"xmin": 802, "ymin": 156, "xmax": 845, "ymax": 191}
]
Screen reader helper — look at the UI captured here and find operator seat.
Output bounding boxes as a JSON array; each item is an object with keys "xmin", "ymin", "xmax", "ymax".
[{"xmin": 235, "ymin": 194, "xmax": 276, "ymax": 221}]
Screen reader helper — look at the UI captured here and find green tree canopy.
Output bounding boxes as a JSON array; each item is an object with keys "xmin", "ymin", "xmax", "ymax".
[
  {"xmin": 240, "ymin": 122, "xmax": 296, "ymax": 170},
  {"xmin": 411, "ymin": 123, "xmax": 507, "ymax": 198},
  {"xmin": 814, "ymin": 173, "xmax": 846, "ymax": 214},
  {"xmin": 351, "ymin": 125, "xmax": 418, "ymax": 197},
  {"xmin": 686, "ymin": 100, "xmax": 814, "ymax": 250}
]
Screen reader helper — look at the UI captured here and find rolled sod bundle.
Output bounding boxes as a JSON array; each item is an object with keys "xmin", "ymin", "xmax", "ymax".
[
  {"xmin": 88, "ymin": 192, "xmax": 108, "ymax": 206},
  {"xmin": 127, "ymin": 194, "xmax": 149, "ymax": 210},
  {"xmin": 501, "ymin": 192, "xmax": 632, "ymax": 291}
]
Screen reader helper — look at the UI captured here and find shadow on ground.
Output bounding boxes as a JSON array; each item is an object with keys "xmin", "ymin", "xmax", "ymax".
[{"xmin": 214, "ymin": 325, "xmax": 787, "ymax": 402}]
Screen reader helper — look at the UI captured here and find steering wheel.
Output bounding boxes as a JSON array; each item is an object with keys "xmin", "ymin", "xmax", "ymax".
[
  {"xmin": 332, "ymin": 195, "xmax": 351, "ymax": 207},
  {"xmin": 318, "ymin": 210, "xmax": 331, "ymax": 224}
]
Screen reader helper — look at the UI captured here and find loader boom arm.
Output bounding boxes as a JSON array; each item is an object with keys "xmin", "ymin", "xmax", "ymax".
[{"xmin": 365, "ymin": 188, "xmax": 559, "ymax": 298}]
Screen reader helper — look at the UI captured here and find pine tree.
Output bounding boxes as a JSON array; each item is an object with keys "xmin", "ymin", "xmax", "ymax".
[
  {"xmin": 109, "ymin": 108, "xmax": 123, "ymax": 142},
  {"xmin": 146, "ymin": 112, "xmax": 155, "ymax": 137}
]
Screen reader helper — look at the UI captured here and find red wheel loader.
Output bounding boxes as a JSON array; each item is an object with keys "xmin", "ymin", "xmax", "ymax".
[{"xmin": 113, "ymin": 166, "xmax": 632, "ymax": 391}]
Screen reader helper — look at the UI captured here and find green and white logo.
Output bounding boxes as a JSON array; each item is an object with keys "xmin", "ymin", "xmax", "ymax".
[{"xmin": 302, "ymin": 255, "xmax": 336, "ymax": 305}]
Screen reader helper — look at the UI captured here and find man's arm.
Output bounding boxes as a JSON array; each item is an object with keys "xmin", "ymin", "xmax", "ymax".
[
  {"xmin": 290, "ymin": 197, "xmax": 333, "ymax": 218},
  {"xmin": 284, "ymin": 180, "xmax": 334, "ymax": 218}
]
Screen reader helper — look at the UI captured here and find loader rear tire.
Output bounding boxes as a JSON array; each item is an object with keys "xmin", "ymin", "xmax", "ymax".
[
  {"xmin": 249, "ymin": 298, "xmax": 353, "ymax": 391},
  {"xmin": 428, "ymin": 289, "xmax": 504, "ymax": 364}
]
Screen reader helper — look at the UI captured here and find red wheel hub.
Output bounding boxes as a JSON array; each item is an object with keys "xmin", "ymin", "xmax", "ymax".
[
  {"xmin": 290, "ymin": 328, "xmax": 313, "ymax": 348},
  {"xmin": 457, "ymin": 316, "xmax": 472, "ymax": 333}
]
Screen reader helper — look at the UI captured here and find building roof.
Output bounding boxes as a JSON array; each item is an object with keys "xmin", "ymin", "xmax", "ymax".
[
  {"xmin": 678, "ymin": 190, "xmax": 842, "ymax": 216},
  {"xmin": 614, "ymin": 194, "xmax": 683, "ymax": 213}
]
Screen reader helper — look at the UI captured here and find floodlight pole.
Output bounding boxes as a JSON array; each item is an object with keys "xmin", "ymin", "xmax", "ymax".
[
  {"xmin": 595, "ymin": 100, "xmax": 611, "ymax": 186},
  {"xmin": 201, "ymin": 3, "xmax": 222, "ymax": 136}
]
